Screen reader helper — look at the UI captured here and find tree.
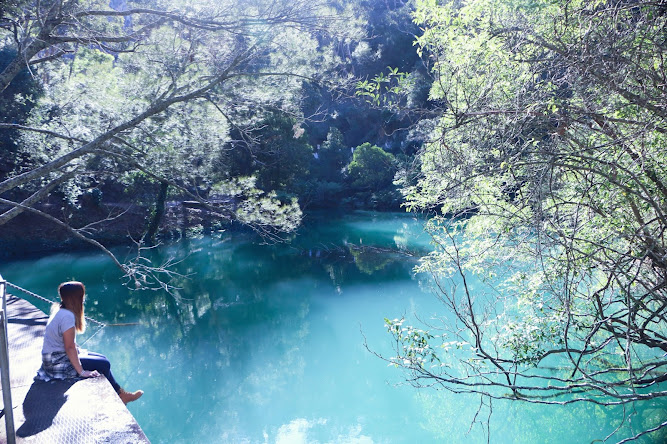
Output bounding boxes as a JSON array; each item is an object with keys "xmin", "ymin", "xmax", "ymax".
[
  {"xmin": 346, "ymin": 142, "xmax": 401, "ymax": 209},
  {"xmin": 301, "ymin": 0, "xmax": 430, "ymax": 152},
  {"xmin": 386, "ymin": 1, "xmax": 667, "ymax": 442},
  {"xmin": 252, "ymin": 112, "xmax": 313, "ymax": 195},
  {"xmin": 347, "ymin": 142, "xmax": 396, "ymax": 191},
  {"xmin": 0, "ymin": 47, "xmax": 42, "ymax": 176},
  {"xmin": 314, "ymin": 126, "xmax": 349, "ymax": 183},
  {"xmin": 300, "ymin": 127, "xmax": 349, "ymax": 207},
  {"xmin": 0, "ymin": 0, "xmax": 355, "ymax": 287}
]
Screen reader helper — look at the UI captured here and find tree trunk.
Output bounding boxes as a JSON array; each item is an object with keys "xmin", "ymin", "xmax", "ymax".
[{"xmin": 145, "ymin": 181, "xmax": 169, "ymax": 245}]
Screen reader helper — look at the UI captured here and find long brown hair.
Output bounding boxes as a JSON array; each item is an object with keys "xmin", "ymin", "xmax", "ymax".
[{"xmin": 58, "ymin": 281, "xmax": 86, "ymax": 333}]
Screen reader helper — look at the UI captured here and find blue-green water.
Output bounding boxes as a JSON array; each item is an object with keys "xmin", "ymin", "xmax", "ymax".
[{"xmin": 2, "ymin": 212, "xmax": 665, "ymax": 443}]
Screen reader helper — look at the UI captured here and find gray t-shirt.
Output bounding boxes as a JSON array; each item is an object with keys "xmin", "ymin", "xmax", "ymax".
[{"xmin": 41, "ymin": 308, "xmax": 76, "ymax": 354}]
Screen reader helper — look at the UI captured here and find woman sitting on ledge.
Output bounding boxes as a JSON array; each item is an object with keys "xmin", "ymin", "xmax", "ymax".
[{"xmin": 35, "ymin": 281, "xmax": 143, "ymax": 405}]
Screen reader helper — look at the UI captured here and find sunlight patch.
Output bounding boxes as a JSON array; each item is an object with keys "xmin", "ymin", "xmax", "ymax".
[{"xmin": 269, "ymin": 418, "xmax": 374, "ymax": 444}]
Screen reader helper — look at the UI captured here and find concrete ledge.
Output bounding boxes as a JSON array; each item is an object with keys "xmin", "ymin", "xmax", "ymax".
[
  {"xmin": 13, "ymin": 377, "xmax": 149, "ymax": 443},
  {"xmin": 0, "ymin": 294, "xmax": 150, "ymax": 443}
]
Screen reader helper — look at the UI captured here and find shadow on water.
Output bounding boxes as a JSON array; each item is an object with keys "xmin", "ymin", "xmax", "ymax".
[{"xmin": 17, "ymin": 379, "xmax": 77, "ymax": 437}]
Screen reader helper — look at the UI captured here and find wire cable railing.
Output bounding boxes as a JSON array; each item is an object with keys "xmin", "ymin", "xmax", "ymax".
[
  {"xmin": 5, "ymin": 281, "xmax": 107, "ymax": 328},
  {"xmin": 5, "ymin": 281, "xmax": 107, "ymax": 347}
]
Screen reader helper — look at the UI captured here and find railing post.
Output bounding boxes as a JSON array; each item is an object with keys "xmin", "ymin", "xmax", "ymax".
[{"xmin": 0, "ymin": 275, "xmax": 16, "ymax": 444}]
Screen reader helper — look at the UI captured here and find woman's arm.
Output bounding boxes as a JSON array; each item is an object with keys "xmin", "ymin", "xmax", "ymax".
[{"xmin": 63, "ymin": 327, "xmax": 99, "ymax": 378}]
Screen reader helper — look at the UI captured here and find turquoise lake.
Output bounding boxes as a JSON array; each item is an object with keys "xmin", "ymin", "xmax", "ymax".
[{"xmin": 2, "ymin": 211, "xmax": 664, "ymax": 443}]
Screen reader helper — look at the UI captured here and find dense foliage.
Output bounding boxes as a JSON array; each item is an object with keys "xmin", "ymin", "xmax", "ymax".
[
  {"xmin": 0, "ymin": 1, "xmax": 411, "ymax": 244},
  {"xmin": 0, "ymin": 0, "xmax": 412, "ymax": 285},
  {"xmin": 385, "ymin": 0, "xmax": 667, "ymax": 442},
  {"xmin": 0, "ymin": 0, "xmax": 339, "ymax": 286}
]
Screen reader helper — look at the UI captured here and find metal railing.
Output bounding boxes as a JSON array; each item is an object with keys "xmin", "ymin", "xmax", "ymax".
[{"xmin": 0, "ymin": 274, "xmax": 16, "ymax": 444}]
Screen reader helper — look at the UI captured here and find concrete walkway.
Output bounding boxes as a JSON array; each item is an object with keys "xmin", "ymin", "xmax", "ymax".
[{"xmin": 0, "ymin": 294, "xmax": 150, "ymax": 443}]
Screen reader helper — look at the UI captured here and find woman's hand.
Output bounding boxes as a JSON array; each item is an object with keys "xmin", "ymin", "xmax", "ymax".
[{"xmin": 79, "ymin": 370, "xmax": 101, "ymax": 378}]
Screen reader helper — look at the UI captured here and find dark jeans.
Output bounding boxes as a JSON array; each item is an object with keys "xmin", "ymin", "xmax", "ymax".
[{"xmin": 80, "ymin": 351, "xmax": 121, "ymax": 392}]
